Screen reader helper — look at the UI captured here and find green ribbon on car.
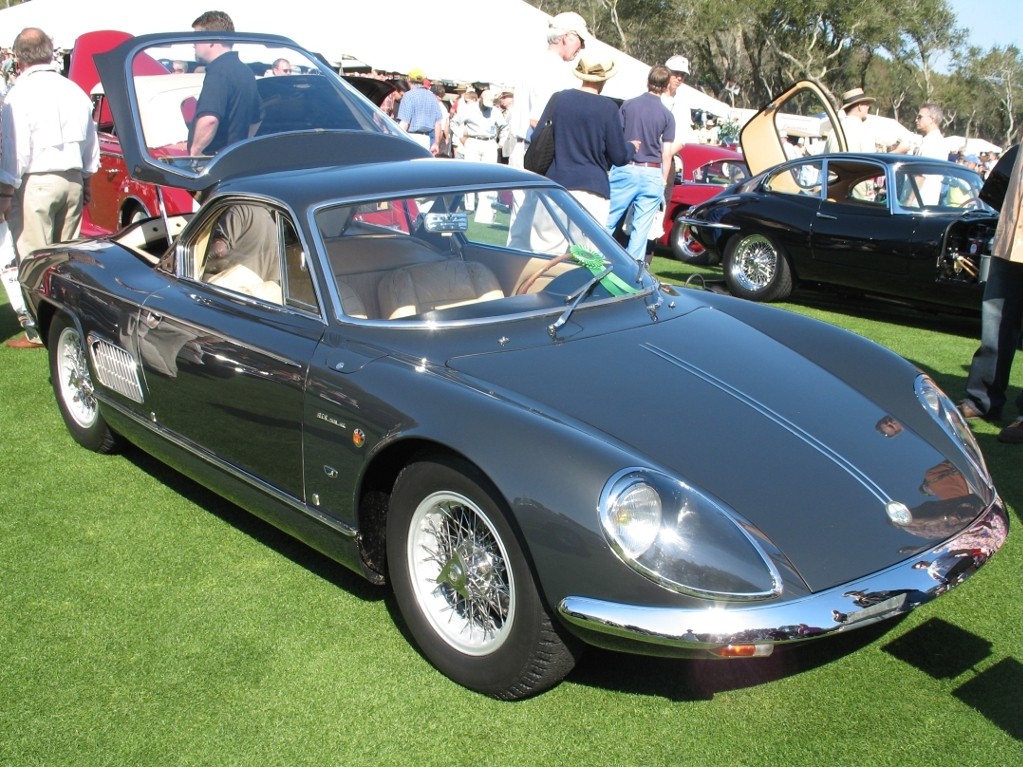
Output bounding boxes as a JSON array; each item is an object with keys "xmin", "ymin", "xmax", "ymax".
[{"xmin": 569, "ymin": 245, "xmax": 639, "ymax": 296}]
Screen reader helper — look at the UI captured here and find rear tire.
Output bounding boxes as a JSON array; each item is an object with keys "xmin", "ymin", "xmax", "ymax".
[
  {"xmin": 723, "ymin": 233, "xmax": 793, "ymax": 302},
  {"xmin": 49, "ymin": 314, "xmax": 120, "ymax": 453},
  {"xmin": 386, "ymin": 455, "xmax": 579, "ymax": 699}
]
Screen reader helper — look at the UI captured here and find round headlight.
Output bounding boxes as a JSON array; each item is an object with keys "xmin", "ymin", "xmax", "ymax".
[
  {"xmin": 601, "ymin": 479, "xmax": 662, "ymax": 558},
  {"xmin": 599, "ymin": 469, "xmax": 782, "ymax": 600}
]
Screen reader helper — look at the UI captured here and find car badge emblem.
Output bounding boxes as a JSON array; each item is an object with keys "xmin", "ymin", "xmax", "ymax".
[
  {"xmin": 885, "ymin": 501, "xmax": 913, "ymax": 526},
  {"xmin": 352, "ymin": 428, "xmax": 366, "ymax": 448}
]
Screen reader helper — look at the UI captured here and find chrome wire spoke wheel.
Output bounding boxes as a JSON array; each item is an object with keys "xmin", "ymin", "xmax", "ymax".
[
  {"xmin": 730, "ymin": 234, "xmax": 777, "ymax": 291},
  {"xmin": 56, "ymin": 326, "xmax": 98, "ymax": 429},
  {"xmin": 407, "ymin": 490, "xmax": 514, "ymax": 655}
]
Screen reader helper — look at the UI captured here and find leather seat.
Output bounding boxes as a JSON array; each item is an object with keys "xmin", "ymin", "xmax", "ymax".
[{"xmin": 377, "ymin": 261, "xmax": 504, "ymax": 319}]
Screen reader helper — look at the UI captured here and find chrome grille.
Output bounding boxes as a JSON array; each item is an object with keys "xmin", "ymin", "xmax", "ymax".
[{"xmin": 89, "ymin": 337, "xmax": 144, "ymax": 403}]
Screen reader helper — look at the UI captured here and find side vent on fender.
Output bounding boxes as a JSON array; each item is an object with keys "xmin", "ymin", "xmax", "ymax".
[{"xmin": 89, "ymin": 337, "xmax": 144, "ymax": 403}]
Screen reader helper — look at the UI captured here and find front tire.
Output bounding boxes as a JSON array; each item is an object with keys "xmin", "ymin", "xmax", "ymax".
[
  {"xmin": 386, "ymin": 455, "xmax": 578, "ymax": 699},
  {"xmin": 49, "ymin": 314, "xmax": 120, "ymax": 453},
  {"xmin": 723, "ymin": 233, "xmax": 793, "ymax": 302}
]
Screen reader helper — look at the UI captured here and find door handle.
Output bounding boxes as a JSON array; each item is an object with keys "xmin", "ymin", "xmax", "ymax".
[{"xmin": 816, "ymin": 212, "xmax": 838, "ymax": 220}]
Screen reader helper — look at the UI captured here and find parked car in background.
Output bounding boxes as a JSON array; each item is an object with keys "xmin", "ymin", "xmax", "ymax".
[
  {"xmin": 69, "ymin": 30, "xmax": 198, "ymax": 236},
  {"xmin": 680, "ymin": 82, "xmax": 999, "ymax": 310},
  {"xmin": 18, "ymin": 39, "xmax": 1008, "ymax": 699},
  {"xmin": 69, "ymin": 31, "xmax": 393, "ymax": 236}
]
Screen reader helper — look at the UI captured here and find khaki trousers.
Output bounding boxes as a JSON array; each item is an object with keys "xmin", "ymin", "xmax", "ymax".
[{"xmin": 9, "ymin": 170, "xmax": 84, "ymax": 260}]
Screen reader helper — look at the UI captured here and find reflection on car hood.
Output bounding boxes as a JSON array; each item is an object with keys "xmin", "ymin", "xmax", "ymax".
[{"xmin": 448, "ymin": 303, "xmax": 989, "ymax": 592}]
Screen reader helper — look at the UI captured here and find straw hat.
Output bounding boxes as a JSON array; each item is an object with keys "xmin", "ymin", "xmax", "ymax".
[
  {"xmin": 573, "ymin": 53, "xmax": 617, "ymax": 82},
  {"xmin": 840, "ymin": 87, "xmax": 875, "ymax": 110}
]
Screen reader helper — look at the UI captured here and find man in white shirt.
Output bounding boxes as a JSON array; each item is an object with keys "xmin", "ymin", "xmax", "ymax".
[
  {"xmin": 661, "ymin": 55, "xmax": 698, "ymax": 155},
  {"xmin": 913, "ymin": 102, "xmax": 947, "ymax": 159},
  {"xmin": 0, "ymin": 27, "xmax": 98, "ymax": 348},
  {"xmin": 824, "ymin": 87, "xmax": 877, "ymax": 154},
  {"xmin": 508, "ymin": 11, "xmax": 588, "ymax": 251},
  {"xmin": 660, "ymin": 54, "xmax": 698, "ymax": 215},
  {"xmin": 508, "ymin": 11, "xmax": 588, "ymax": 170}
]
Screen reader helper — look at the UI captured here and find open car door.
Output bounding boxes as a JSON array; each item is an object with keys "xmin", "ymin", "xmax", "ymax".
[{"xmin": 740, "ymin": 80, "xmax": 846, "ymax": 179}]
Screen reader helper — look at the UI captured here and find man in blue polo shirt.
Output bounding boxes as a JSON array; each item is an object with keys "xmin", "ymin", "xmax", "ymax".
[
  {"xmin": 188, "ymin": 10, "xmax": 263, "ymax": 156},
  {"xmin": 606, "ymin": 66, "xmax": 675, "ymax": 263},
  {"xmin": 398, "ymin": 69, "xmax": 444, "ymax": 155}
]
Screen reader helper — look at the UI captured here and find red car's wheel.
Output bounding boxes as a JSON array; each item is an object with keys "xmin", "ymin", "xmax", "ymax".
[{"xmin": 670, "ymin": 212, "xmax": 713, "ymax": 265}]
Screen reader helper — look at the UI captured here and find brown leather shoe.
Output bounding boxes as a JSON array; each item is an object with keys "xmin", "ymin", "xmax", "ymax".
[
  {"xmin": 5, "ymin": 335, "xmax": 44, "ymax": 349},
  {"xmin": 957, "ymin": 400, "xmax": 985, "ymax": 420},
  {"xmin": 997, "ymin": 418, "xmax": 1023, "ymax": 444}
]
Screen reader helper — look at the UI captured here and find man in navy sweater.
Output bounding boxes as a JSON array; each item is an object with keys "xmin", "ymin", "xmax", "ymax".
[{"xmin": 536, "ymin": 53, "xmax": 636, "ymax": 225}]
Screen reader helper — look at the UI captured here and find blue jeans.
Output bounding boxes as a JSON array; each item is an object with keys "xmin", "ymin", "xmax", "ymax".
[
  {"xmin": 964, "ymin": 256, "xmax": 1023, "ymax": 418},
  {"xmin": 606, "ymin": 164, "xmax": 663, "ymax": 261}
]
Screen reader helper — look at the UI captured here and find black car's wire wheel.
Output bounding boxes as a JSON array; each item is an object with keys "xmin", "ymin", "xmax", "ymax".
[
  {"xmin": 49, "ymin": 314, "xmax": 120, "ymax": 453},
  {"xmin": 724, "ymin": 233, "xmax": 793, "ymax": 302},
  {"xmin": 387, "ymin": 455, "xmax": 578, "ymax": 699}
]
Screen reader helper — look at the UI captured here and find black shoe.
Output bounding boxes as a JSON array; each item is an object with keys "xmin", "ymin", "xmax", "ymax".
[{"xmin": 997, "ymin": 418, "xmax": 1023, "ymax": 444}]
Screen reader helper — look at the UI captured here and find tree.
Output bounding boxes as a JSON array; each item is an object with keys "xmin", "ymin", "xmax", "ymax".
[{"xmin": 527, "ymin": 0, "xmax": 1019, "ymax": 145}]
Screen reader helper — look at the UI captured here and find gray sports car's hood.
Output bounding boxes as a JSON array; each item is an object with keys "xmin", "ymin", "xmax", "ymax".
[{"xmin": 449, "ymin": 304, "xmax": 989, "ymax": 592}]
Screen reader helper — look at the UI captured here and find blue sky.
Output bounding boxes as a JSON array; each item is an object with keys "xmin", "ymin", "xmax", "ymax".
[{"xmin": 947, "ymin": 0, "xmax": 1021, "ymax": 52}]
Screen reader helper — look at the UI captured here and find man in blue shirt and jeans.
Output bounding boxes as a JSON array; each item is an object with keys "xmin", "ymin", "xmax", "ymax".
[{"xmin": 606, "ymin": 66, "xmax": 675, "ymax": 263}]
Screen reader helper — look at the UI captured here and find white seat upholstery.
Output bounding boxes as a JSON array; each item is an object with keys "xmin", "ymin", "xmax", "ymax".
[
  {"xmin": 377, "ymin": 261, "xmax": 504, "ymax": 319},
  {"xmin": 336, "ymin": 280, "xmax": 369, "ymax": 319},
  {"xmin": 207, "ymin": 264, "xmax": 283, "ymax": 304}
]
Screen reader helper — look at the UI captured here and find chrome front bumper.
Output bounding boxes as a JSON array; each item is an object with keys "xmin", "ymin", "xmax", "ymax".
[{"xmin": 558, "ymin": 502, "xmax": 1007, "ymax": 655}]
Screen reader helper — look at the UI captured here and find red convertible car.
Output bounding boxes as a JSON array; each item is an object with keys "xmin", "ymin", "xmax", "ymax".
[
  {"xmin": 69, "ymin": 31, "xmax": 198, "ymax": 236},
  {"xmin": 657, "ymin": 142, "xmax": 748, "ymax": 262},
  {"xmin": 69, "ymin": 31, "xmax": 395, "ymax": 236}
]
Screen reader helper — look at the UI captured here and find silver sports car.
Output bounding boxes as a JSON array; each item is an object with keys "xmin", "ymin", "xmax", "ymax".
[{"xmin": 16, "ymin": 32, "xmax": 1007, "ymax": 699}]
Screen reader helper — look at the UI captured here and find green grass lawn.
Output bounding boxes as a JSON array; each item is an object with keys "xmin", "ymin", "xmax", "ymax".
[{"xmin": 3, "ymin": 261, "xmax": 1022, "ymax": 766}]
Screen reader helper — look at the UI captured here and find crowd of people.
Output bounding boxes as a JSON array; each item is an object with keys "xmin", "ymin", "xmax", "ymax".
[{"xmin": 2, "ymin": 8, "xmax": 1023, "ymax": 448}]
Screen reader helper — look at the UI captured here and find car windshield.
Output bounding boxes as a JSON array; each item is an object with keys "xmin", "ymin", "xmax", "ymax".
[
  {"xmin": 891, "ymin": 163, "xmax": 994, "ymax": 212},
  {"xmin": 315, "ymin": 186, "xmax": 657, "ymax": 323},
  {"xmin": 123, "ymin": 37, "xmax": 400, "ymax": 175}
]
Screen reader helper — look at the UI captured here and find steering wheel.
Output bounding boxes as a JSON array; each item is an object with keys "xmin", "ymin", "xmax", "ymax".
[
  {"xmin": 957, "ymin": 196, "xmax": 983, "ymax": 210},
  {"xmin": 515, "ymin": 251, "xmax": 575, "ymax": 295}
]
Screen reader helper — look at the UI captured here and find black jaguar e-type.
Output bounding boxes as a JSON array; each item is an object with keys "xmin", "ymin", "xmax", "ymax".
[
  {"xmin": 17, "ymin": 33, "xmax": 1007, "ymax": 699},
  {"xmin": 681, "ymin": 82, "xmax": 999, "ymax": 310}
]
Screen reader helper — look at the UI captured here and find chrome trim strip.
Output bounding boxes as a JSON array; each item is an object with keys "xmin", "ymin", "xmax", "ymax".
[
  {"xmin": 99, "ymin": 396, "xmax": 358, "ymax": 538},
  {"xmin": 674, "ymin": 215, "xmax": 740, "ymax": 230},
  {"xmin": 558, "ymin": 502, "xmax": 1007, "ymax": 651}
]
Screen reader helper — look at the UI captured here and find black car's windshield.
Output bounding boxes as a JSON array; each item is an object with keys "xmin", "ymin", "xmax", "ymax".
[
  {"xmin": 315, "ymin": 186, "xmax": 655, "ymax": 322},
  {"xmin": 891, "ymin": 163, "xmax": 994, "ymax": 213}
]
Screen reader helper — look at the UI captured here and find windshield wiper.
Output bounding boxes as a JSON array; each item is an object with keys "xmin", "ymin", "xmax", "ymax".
[{"xmin": 548, "ymin": 266, "xmax": 612, "ymax": 340}]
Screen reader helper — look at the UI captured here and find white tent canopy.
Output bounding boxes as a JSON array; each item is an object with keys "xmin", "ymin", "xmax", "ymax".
[
  {"xmin": 0, "ymin": 0, "xmax": 731, "ymax": 110},
  {"xmin": 945, "ymin": 136, "xmax": 1002, "ymax": 155}
]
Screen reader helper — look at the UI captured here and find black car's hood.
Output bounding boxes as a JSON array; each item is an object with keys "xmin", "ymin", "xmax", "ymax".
[{"xmin": 448, "ymin": 303, "xmax": 989, "ymax": 592}]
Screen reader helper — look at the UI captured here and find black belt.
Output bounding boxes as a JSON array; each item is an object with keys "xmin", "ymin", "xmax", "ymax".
[
  {"xmin": 467, "ymin": 135, "xmax": 494, "ymax": 140},
  {"xmin": 410, "ymin": 130, "xmax": 432, "ymax": 134},
  {"xmin": 630, "ymin": 161, "xmax": 661, "ymax": 168}
]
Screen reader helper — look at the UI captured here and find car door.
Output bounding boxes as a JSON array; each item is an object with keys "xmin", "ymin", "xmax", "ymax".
[
  {"xmin": 807, "ymin": 157, "xmax": 917, "ymax": 282},
  {"xmin": 744, "ymin": 159, "xmax": 827, "ymax": 265},
  {"xmin": 739, "ymin": 81, "xmax": 845, "ymax": 176},
  {"xmin": 135, "ymin": 198, "xmax": 324, "ymax": 500}
]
